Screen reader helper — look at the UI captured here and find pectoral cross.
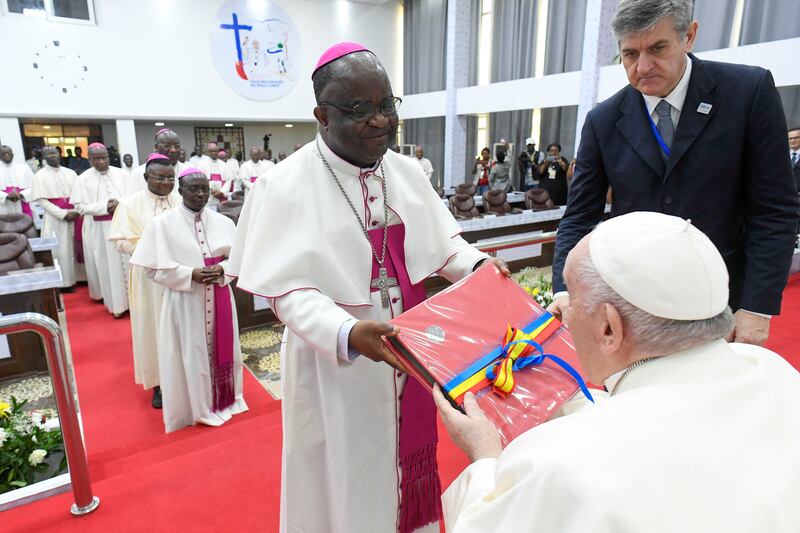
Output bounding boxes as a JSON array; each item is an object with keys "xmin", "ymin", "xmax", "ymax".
[{"xmin": 371, "ymin": 267, "xmax": 398, "ymax": 308}]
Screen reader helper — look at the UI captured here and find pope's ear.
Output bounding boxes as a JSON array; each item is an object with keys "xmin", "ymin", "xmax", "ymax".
[
  {"xmin": 600, "ymin": 302, "xmax": 625, "ymax": 354},
  {"xmin": 313, "ymin": 106, "xmax": 329, "ymax": 130}
]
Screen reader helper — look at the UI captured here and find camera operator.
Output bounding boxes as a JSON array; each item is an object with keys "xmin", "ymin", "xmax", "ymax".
[
  {"xmin": 518, "ymin": 151, "xmax": 540, "ymax": 191},
  {"xmin": 537, "ymin": 142, "xmax": 569, "ymax": 205}
]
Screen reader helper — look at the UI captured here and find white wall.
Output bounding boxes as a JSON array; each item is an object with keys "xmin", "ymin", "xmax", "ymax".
[{"xmin": 0, "ymin": 0, "xmax": 403, "ymax": 122}]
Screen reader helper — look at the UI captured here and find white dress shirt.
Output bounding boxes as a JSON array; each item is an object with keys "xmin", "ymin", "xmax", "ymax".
[{"xmin": 642, "ymin": 54, "xmax": 692, "ymax": 128}]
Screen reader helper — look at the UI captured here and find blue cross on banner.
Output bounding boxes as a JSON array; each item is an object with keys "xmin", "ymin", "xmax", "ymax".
[{"xmin": 220, "ymin": 13, "xmax": 253, "ymax": 80}]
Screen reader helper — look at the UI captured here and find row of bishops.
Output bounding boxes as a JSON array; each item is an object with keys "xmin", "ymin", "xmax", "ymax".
[{"xmin": 1, "ymin": 130, "xmax": 255, "ymax": 432}]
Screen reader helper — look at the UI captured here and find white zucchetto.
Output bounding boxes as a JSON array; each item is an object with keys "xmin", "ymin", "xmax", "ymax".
[{"xmin": 588, "ymin": 211, "xmax": 729, "ymax": 320}]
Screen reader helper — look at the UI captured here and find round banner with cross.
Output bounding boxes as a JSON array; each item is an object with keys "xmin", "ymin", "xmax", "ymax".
[{"xmin": 209, "ymin": 0, "xmax": 303, "ymax": 101}]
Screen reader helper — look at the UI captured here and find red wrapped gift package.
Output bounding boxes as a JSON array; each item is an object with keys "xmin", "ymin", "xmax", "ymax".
[{"xmin": 386, "ymin": 264, "xmax": 592, "ymax": 445}]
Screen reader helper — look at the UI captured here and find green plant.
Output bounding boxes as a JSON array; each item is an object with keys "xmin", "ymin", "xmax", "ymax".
[
  {"xmin": 512, "ymin": 267, "xmax": 554, "ymax": 308},
  {"xmin": 0, "ymin": 396, "xmax": 66, "ymax": 494}
]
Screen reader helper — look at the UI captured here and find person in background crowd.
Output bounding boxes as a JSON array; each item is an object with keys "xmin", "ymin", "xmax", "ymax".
[
  {"xmin": 277, "ymin": 151, "xmax": 287, "ymax": 162},
  {"xmin": 0, "ymin": 145, "xmax": 34, "ymax": 217},
  {"xmin": 189, "ymin": 146, "xmax": 203, "ymax": 165},
  {"xmin": 68, "ymin": 147, "xmax": 91, "ymax": 175},
  {"xmin": 519, "ymin": 151, "xmax": 539, "ymax": 191},
  {"xmin": 525, "ymin": 137, "xmax": 544, "ymax": 166},
  {"xmin": 121, "ymin": 154, "xmax": 135, "ymax": 178},
  {"xmin": 178, "ymin": 148, "xmax": 187, "ymax": 164},
  {"xmin": 32, "ymin": 146, "xmax": 84, "ymax": 290},
  {"xmin": 414, "ymin": 145, "xmax": 434, "ymax": 185},
  {"xmin": 25, "ymin": 148, "xmax": 41, "ymax": 173},
  {"xmin": 537, "ymin": 143, "xmax": 569, "ymax": 205},
  {"xmin": 489, "ymin": 146, "xmax": 512, "ymax": 192},
  {"xmin": 789, "ymin": 127, "xmax": 800, "ymax": 192},
  {"xmin": 472, "ymin": 147, "xmax": 492, "ymax": 194}
]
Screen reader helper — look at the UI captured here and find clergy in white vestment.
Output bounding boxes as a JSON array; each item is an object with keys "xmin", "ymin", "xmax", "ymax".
[
  {"xmin": 196, "ymin": 143, "xmax": 233, "ymax": 207},
  {"xmin": 413, "ymin": 146, "xmax": 434, "ymax": 185},
  {"xmin": 220, "ymin": 150, "xmax": 240, "ymax": 181},
  {"xmin": 121, "ymin": 154, "xmax": 136, "ymax": 178},
  {"xmin": 131, "ymin": 168, "xmax": 248, "ymax": 433},
  {"xmin": 108, "ymin": 153, "xmax": 179, "ymax": 409},
  {"xmin": 436, "ymin": 211, "xmax": 800, "ymax": 533},
  {"xmin": 127, "ymin": 129, "xmax": 188, "ymax": 197},
  {"xmin": 0, "ymin": 145, "xmax": 35, "ymax": 218},
  {"xmin": 31, "ymin": 146, "xmax": 86, "ymax": 289},
  {"xmin": 239, "ymin": 147, "xmax": 275, "ymax": 193},
  {"xmin": 228, "ymin": 42, "xmax": 506, "ymax": 533},
  {"xmin": 71, "ymin": 143, "xmax": 129, "ymax": 317}
]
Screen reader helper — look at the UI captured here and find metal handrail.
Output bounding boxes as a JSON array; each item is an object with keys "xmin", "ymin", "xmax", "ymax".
[
  {"xmin": 474, "ymin": 230, "xmax": 558, "ymax": 254},
  {"xmin": 0, "ymin": 313, "xmax": 99, "ymax": 516}
]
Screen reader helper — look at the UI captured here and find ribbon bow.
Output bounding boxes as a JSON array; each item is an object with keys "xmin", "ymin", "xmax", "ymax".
[{"xmin": 487, "ymin": 324, "xmax": 594, "ymax": 402}]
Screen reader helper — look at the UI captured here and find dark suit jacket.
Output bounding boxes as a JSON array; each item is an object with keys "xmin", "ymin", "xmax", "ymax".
[{"xmin": 553, "ymin": 54, "xmax": 799, "ymax": 315}]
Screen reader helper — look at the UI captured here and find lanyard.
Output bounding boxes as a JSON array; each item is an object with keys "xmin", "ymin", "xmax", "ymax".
[{"xmin": 643, "ymin": 98, "xmax": 671, "ymax": 157}]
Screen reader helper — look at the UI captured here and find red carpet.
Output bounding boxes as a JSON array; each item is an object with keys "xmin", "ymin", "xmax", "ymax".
[
  {"xmin": 4, "ymin": 288, "xmax": 282, "ymax": 533},
  {"xmin": 765, "ymin": 273, "xmax": 800, "ymax": 371},
  {"xmin": 6, "ymin": 274, "xmax": 800, "ymax": 532}
]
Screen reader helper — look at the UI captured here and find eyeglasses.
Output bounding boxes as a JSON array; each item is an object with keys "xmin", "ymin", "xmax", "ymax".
[
  {"xmin": 320, "ymin": 96, "xmax": 402, "ymax": 122},
  {"xmin": 149, "ymin": 175, "xmax": 175, "ymax": 183}
]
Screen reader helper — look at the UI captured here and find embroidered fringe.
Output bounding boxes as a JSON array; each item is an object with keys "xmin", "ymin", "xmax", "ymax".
[
  {"xmin": 212, "ymin": 361, "xmax": 235, "ymax": 411},
  {"xmin": 399, "ymin": 441, "xmax": 442, "ymax": 533}
]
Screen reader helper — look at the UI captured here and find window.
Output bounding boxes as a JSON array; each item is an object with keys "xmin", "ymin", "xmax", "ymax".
[
  {"xmin": 4, "ymin": 0, "xmax": 95, "ymax": 24},
  {"xmin": 194, "ymin": 127, "xmax": 246, "ymax": 162},
  {"xmin": 476, "ymin": 114, "xmax": 489, "ymax": 156},
  {"xmin": 477, "ymin": 0, "xmax": 493, "ymax": 86}
]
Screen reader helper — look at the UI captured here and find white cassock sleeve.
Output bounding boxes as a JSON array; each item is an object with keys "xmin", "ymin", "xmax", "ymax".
[
  {"xmin": 149, "ymin": 265, "xmax": 194, "ymax": 292},
  {"xmin": 438, "ymin": 236, "xmax": 488, "ymax": 282},
  {"xmin": 269, "ymin": 289, "xmax": 356, "ymax": 364},
  {"xmin": 71, "ymin": 179, "xmax": 109, "ymax": 216},
  {"xmin": 37, "ymin": 198, "xmax": 70, "ymax": 220}
]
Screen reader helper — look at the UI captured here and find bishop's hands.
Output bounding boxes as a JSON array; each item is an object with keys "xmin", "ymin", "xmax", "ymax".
[
  {"xmin": 348, "ymin": 320, "xmax": 408, "ymax": 373},
  {"xmin": 475, "ymin": 256, "xmax": 511, "ymax": 277},
  {"xmin": 64, "ymin": 211, "xmax": 80, "ymax": 222},
  {"xmin": 5, "ymin": 191, "xmax": 20, "ymax": 202},
  {"xmin": 211, "ymin": 189, "xmax": 227, "ymax": 200},
  {"xmin": 192, "ymin": 264, "xmax": 224, "ymax": 285},
  {"xmin": 106, "ymin": 199, "xmax": 119, "ymax": 216},
  {"xmin": 433, "ymin": 387, "xmax": 502, "ymax": 462}
]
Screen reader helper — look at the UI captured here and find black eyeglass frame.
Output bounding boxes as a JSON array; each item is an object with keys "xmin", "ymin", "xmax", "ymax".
[{"xmin": 320, "ymin": 96, "xmax": 403, "ymax": 122}]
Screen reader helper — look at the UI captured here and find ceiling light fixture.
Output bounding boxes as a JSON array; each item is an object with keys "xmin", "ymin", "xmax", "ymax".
[
  {"xmin": 154, "ymin": 122, "xmax": 165, "ymax": 126},
  {"xmin": 224, "ymin": 123, "xmax": 233, "ymax": 127},
  {"xmin": 285, "ymin": 124, "xmax": 294, "ymax": 128},
  {"xmin": 42, "ymin": 125, "xmax": 51, "ymax": 129}
]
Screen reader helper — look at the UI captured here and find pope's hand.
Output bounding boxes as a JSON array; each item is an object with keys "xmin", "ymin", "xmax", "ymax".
[
  {"xmin": 547, "ymin": 293, "xmax": 569, "ymax": 321},
  {"xmin": 729, "ymin": 310, "xmax": 770, "ymax": 346},
  {"xmin": 432, "ymin": 387, "xmax": 502, "ymax": 462},
  {"xmin": 348, "ymin": 320, "xmax": 407, "ymax": 372}
]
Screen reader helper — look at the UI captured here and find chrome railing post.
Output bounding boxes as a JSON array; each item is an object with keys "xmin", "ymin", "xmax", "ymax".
[{"xmin": 0, "ymin": 312, "xmax": 99, "ymax": 516}]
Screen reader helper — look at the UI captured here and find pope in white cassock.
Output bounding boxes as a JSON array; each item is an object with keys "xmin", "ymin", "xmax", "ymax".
[
  {"xmin": 131, "ymin": 168, "xmax": 248, "ymax": 433},
  {"xmin": 127, "ymin": 129, "xmax": 188, "ymax": 197},
  {"xmin": 196, "ymin": 143, "xmax": 233, "ymax": 207},
  {"xmin": 31, "ymin": 146, "xmax": 85, "ymax": 289},
  {"xmin": 0, "ymin": 145, "xmax": 35, "ymax": 218},
  {"xmin": 70, "ymin": 143, "xmax": 129, "ymax": 317},
  {"xmin": 238, "ymin": 147, "xmax": 275, "ymax": 193},
  {"xmin": 108, "ymin": 154, "xmax": 179, "ymax": 409},
  {"xmin": 436, "ymin": 211, "xmax": 800, "ymax": 533},
  {"xmin": 228, "ymin": 43, "xmax": 506, "ymax": 533}
]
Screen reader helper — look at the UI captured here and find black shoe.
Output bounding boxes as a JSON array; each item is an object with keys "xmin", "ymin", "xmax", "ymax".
[
  {"xmin": 151, "ymin": 386, "xmax": 162, "ymax": 409},
  {"xmin": 60, "ymin": 286, "xmax": 76, "ymax": 293}
]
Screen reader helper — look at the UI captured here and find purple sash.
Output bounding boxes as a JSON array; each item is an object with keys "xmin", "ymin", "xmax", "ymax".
[
  {"xmin": 249, "ymin": 176, "xmax": 258, "ymax": 183},
  {"xmin": 368, "ymin": 224, "xmax": 442, "ymax": 532},
  {"xmin": 3, "ymin": 187, "xmax": 33, "ymax": 219},
  {"xmin": 209, "ymin": 173, "xmax": 222, "ymax": 182},
  {"xmin": 48, "ymin": 197, "xmax": 84, "ymax": 264},
  {"xmin": 204, "ymin": 256, "xmax": 235, "ymax": 411},
  {"xmin": 93, "ymin": 214, "xmax": 114, "ymax": 222}
]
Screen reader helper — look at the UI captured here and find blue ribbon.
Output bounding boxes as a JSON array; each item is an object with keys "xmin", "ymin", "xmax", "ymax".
[
  {"xmin": 442, "ymin": 313, "xmax": 552, "ymax": 395},
  {"xmin": 643, "ymin": 98, "xmax": 671, "ymax": 157},
  {"xmin": 486, "ymin": 339, "xmax": 595, "ymax": 403}
]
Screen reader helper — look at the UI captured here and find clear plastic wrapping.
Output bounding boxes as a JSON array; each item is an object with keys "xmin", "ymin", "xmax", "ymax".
[{"xmin": 386, "ymin": 264, "xmax": 586, "ymax": 445}]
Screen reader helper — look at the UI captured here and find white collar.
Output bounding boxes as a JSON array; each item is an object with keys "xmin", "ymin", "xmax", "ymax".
[
  {"xmin": 180, "ymin": 203, "xmax": 205, "ymax": 221},
  {"xmin": 316, "ymin": 133, "xmax": 382, "ymax": 179},
  {"xmin": 642, "ymin": 54, "xmax": 692, "ymax": 117}
]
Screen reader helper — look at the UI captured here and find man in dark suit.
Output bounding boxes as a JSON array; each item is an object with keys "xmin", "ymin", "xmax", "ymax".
[
  {"xmin": 550, "ymin": 0, "xmax": 799, "ymax": 346},
  {"xmin": 790, "ymin": 127, "xmax": 800, "ymax": 192}
]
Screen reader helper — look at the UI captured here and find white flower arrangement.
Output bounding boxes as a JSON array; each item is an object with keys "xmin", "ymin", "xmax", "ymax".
[
  {"xmin": 28, "ymin": 449, "xmax": 47, "ymax": 466},
  {"xmin": 512, "ymin": 267, "xmax": 555, "ymax": 308}
]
